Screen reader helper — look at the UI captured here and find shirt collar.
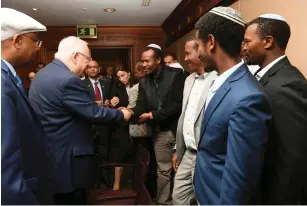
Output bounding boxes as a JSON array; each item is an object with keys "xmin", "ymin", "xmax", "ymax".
[
  {"xmin": 89, "ymin": 77, "xmax": 99, "ymax": 85},
  {"xmin": 256, "ymin": 55, "xmax": 286, "ymax": 79},
  {"xmin": 210, "ymin": 60, "xmax": 244, "ymax": 93},
  {"xmin": 2, "ymin": 58, "xmax": 16, "ymax": 77},
  {"xmin": 195, "ymin": 72, "xmax": 208, "ymax": 79}
]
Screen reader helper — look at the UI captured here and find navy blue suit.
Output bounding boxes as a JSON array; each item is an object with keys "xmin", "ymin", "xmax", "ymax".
[
  {"xmin": 194, "ymin": 64, "xmax": 272, "ymax": 204},
  {"xmin": 28, "ymin": 59, "xmax": 123, "ymax": 194},
  {"xmin": 1, "ymin": 60, "xmax": 53, "ymax": 204}
]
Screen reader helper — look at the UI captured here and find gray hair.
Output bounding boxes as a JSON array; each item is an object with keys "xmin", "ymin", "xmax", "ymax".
[{"xmin": 54, "ymin": 36, "xmax": 88, "ymax": 61}]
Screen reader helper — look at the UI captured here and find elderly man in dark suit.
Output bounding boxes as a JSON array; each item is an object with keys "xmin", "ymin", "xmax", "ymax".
[
  {"xmin": 244, "ymin": 14, "xmax": 307, "ymax": 204},
  {"xmin": 29, "ymin": 36, "xmax": 132, "ymax": 204},
  {"xmin": 1, "ymin": 8, "xmax": 53, "ymax": 204}
]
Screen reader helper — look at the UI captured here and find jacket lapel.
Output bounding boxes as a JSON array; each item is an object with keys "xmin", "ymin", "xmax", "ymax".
[
  {"xmin": 194, "ymin": 72, "xmax": 217, "ymax": 124},
  {"xmin": 199, "ymin": 64, "xmax": 249, "ymax": 142},
  {"xmin": 182, "ymin": 73, "xmax": 195, "ymax": 112},
  {"xmin": 1, "ymin": 60, "xmax": 29, "ymax": 102},
  {"xmin": 199, "ymin": 82, "xmax": 231, "ymax": 140},
  {"xmin": 1, "ymin": 60, "xmax": 39, "ymax": 116},
  {"xmin": 259, "ymin": 56, "xmax": 290, "ymax": 86},
  {"xmin": 98, "ymin": 79, "xmax": 106, "ymax": 99},
  {"xmin": 84, "ymin": 78, "xmax": 96, "ymax": 100}
]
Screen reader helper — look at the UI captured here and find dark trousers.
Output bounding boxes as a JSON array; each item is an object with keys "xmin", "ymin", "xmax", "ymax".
[
  {"xmin": 94, "ymin": 125, "xmax": 112, "ymax": 186},
  {"xmin": 53, "ymin": 188, "xmax": 87, "ymax": 205},
  {"xmin": 132, "ymin": 136, "xmax": 157, "ymax": 198}
]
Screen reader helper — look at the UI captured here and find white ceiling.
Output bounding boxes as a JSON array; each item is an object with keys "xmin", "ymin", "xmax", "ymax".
[{"xmin": 2, "ymin": 0, "xmax": 182, "ymax": 26}]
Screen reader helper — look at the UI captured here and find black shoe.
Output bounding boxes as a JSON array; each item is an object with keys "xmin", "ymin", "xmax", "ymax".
[{"xmin": 100, "ymin": 170, "xmax": 113, "ymax": 187}]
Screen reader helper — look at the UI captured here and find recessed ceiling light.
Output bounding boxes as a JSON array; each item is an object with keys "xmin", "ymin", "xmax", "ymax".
[
  {"xmin": 33, "ymin": 8, "xmax": 38, "ymax": 11},
  {"xmin": 104, "ymin": 8, "xmax": 116, "ymax": 13},
  {"xmin": 82, "ymin": 8, "xmax": 88, "ymax": 12},
  {"xmin": 142, "ymin": 0, "xmax": 151, "ymax": 6}
]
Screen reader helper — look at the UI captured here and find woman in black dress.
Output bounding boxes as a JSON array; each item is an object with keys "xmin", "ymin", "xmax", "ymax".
[{"xmin": 109, "ymin": 64, "xmax": 134, "ymax": 190}]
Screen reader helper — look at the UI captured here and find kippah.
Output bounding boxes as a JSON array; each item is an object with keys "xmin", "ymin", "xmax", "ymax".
[
  {"xmin": 147, "ymin": 44, "xmax": 162, "ymax": 50},
  {"xmin": 259, "ymin": 13, "xmax": 286, "ymax": 22},
  {"xmin": 209, "ymin": 6, "xmax": 245, "ymax": 27}
]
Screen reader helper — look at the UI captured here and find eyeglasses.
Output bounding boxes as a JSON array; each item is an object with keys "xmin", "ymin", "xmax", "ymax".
[
  {"xmin": 76, "ymin": 52, "xmax": 92, "ymax": 62},
  {"xmin": 22, "ymin": 34, "xmax": 43, "ymax": 48}
]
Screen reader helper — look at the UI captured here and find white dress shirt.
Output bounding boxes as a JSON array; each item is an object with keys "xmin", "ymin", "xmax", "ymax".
[
  {"xmin": 255, "ymin": 55, "xmax": 286, "ymax": 80},
  {"xmin": 247, "ymin": 65, "xmax": 260, "ymax": 75},
  {"xmin": 205, "ymin": 60, "xmax": 244, "ymax": 110},
  {"xmin": 183, "ymin": 73, "xmax": 209, "ymax": 150},
  {"xmin": 89, "ymin": 77, "xmax": 103, "ymax": 101}
]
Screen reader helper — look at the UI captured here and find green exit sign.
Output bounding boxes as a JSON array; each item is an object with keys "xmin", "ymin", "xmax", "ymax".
[{"xmin": 77, "ymin": 25, "xmax": 97, "ymax": 38}]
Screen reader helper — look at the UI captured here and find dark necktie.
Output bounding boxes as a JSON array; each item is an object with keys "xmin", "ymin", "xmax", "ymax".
[
  {"xmin": 94, "ymin": 82, "xmax": 102, "ymax": 101},
  {"xmin": 15, "ymin": 74, "xmax": 27, "ymax": 95},
  {"xmin": 153, "ymin": 77, "xmax": 161, "ymax": 109},
  {"xmin": 253, "ymin": 67, "xmax": 262, "ymax": 80}
]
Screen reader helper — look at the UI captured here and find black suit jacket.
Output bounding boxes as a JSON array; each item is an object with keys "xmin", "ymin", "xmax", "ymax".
[
  {"xmin": 83, "ymin": 77, "xmax": 111, "ymax": 101},
  {"xmin": 260, "ymin": 57, "xmax": 307, "ymax": 204},
  {"xmin": 110, "ymin": 81, "xmax": 129, "ymax": 108},
  {"xmin": 133, "ymin": 65, "xmax": 186, "ymax": 133}
]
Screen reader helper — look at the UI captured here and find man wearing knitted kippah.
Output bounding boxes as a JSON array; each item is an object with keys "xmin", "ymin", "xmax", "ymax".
[{"xmin": 193, "ymin": 7, "xmax": 272, "ymax": 204}]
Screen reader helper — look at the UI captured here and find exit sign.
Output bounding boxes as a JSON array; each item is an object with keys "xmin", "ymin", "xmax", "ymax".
[{"xmin": 77, "ymin": 25, "xmax": 97, "ymax": 38}]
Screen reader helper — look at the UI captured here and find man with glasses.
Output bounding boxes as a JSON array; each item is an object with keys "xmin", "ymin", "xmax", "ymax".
[
  {"xmin": 1, "ymin": 8, "xmax": 53, "ymax": 204},
  {"xmin": 29, "ymin": 36, "xmax": 132, "ymax": 204}
]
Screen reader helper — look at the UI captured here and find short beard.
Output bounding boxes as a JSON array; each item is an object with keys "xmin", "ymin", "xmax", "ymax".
[{"xmin": 199, "ymin": 54, "xmax": 216, "ymax": 73}]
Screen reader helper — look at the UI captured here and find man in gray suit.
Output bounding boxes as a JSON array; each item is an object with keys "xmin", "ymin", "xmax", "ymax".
[{"xmin": 172, "ymin": 37, "xmax": 217, "ymax": 205}]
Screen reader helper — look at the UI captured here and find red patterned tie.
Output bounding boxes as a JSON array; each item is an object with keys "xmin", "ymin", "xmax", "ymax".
[{"xmin": 94, "ymin": 82, "xmax": 102, "ymax": 101}]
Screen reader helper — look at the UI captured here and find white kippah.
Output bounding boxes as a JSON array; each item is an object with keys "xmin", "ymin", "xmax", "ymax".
[
  {"xmin": 1, "ymin": 8, "xmax": 46, "ymax": 41},
  {"xmin": 147, "ymin": 44, "xmax": 162, "ymax": 50},
  {"xmin": 209, "ymin": 6, "xmax": 245, "ymax": 27},
  {"xmin": 259, "ymin": 13, "xmax": 286, "ymax": 22}
]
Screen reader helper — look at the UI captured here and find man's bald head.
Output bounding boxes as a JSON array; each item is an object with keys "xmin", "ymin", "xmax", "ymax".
[{"xmin": 86, "ymin": 60, "xmax": 100, "ymax": 79}]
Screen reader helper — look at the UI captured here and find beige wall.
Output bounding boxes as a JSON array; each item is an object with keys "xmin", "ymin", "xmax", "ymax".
[{"xmin": 166, "ymin": 0, "xmax": 307, "ymax": 77}]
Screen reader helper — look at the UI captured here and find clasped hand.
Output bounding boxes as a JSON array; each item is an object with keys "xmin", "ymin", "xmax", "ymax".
[{"xmin": 117, "ymin": 107, "xmax": 134, "ymax": 121}]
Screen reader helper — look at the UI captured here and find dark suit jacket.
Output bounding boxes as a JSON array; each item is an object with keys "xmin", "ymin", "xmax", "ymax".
[
  {"xmin": 1, "ymin": 60, "xmax": 53, "ymax": 204},
  {"xmin": 259, "ymin": 57, "xmax": 307, "ymax": 204},
  {"xmin": 133, "ymin": 65, "xmax": 184, "ymax": 133},
  {"xmin": 194, "ymin": 64, "xmax": 272, "ymax": 205},
  {"xmin": 83, "ymin": 77, "xmax": 111, "ymax": 101},
  {"xmin": 110, "ymin": 81, "xmax": 129, "ymax": 108},
  {"xmin": 28, "ymin": 59, "xmax": 123, "ymax": 193}
]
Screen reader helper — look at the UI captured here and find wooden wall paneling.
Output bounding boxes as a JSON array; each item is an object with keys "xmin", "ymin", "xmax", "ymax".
[
  {"xmin": 33, "ymin": 26, "xmax": 165, "ymax": 78},
  {"xmin": 162, "ymin": 0, "xmax": 239, "ymax": 46}
]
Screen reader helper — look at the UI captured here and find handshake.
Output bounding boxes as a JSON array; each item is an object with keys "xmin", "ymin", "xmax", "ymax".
[{"xmin": 118, "ymin": 107, "xmax": 134, "ymax": 121}]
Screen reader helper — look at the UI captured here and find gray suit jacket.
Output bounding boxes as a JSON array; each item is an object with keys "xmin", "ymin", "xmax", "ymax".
[{"xmin": 176, "ymin": 71, "xmax": 217, "ymax": 164}]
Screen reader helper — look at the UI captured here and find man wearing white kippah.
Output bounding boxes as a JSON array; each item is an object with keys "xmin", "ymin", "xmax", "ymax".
[
  {"xmin": 131, "ymin": 43, "xmax": 188, "ymax": 204},
  {"xmin": 193, "ymin": 6, "xmax": 272, "ymax": 204},
  {"xmin": 1, "ymin": 8, "xmax": 54, "ymax": 204},
  {"xmin": 244, "ymin": 14, "xmax": 307, "ymax": 204}
]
